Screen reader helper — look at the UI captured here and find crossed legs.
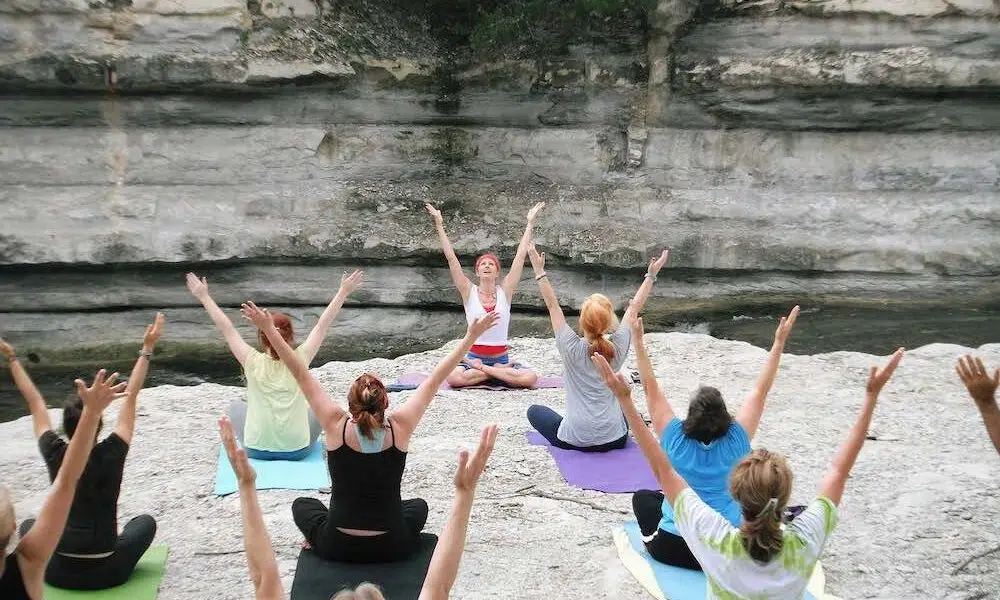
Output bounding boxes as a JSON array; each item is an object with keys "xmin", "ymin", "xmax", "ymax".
[{"xmin": 446, "ymin": 362, "xmax": 538, "ymax": 389}]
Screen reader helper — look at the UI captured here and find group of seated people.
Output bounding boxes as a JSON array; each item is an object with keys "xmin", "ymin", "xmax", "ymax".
[{"xmin": 1, "ymin": 202, "xmax": 999, "ymax": 600}]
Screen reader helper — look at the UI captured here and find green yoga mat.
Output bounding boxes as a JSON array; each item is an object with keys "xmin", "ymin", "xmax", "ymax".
[{"xmin": 43, "ymin": 545, "xmax": 169, "ymax": 600}]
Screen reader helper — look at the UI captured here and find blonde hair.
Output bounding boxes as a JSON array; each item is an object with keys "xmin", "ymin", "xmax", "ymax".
[
  {"xmin": 729, "ymin": 449, "xmax": 793, "ymax": 563},
  {"xmin": 579, "ymin": 294, "xmax": 618, "ymax": 362},
  {"xmin": 330, "ymin": 583, "xmax": 385, "ymax": 600}
]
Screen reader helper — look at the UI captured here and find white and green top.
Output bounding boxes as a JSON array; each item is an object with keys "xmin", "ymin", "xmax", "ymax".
[{"xmin": 673, "ymin": 488, "xmax": 839, "ymax": 600}]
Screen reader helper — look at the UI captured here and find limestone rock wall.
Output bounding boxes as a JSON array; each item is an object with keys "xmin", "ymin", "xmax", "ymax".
[{"xmin": 0, "ymin": 0, "xmax": 998, "ymax": 367}]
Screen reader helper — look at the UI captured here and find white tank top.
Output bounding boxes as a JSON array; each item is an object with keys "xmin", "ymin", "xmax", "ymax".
[{"xmin": 464, "ymin": 285, "xmax": 511, "ymax": 347}]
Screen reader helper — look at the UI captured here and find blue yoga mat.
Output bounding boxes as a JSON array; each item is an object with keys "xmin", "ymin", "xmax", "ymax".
[
  {"xmin": 214, "ymin": 440, "xmax": 330, "ymax": 496},
  {"xmin": 615, "ymin": 521, "xmax": 822, "ymax": 600}
]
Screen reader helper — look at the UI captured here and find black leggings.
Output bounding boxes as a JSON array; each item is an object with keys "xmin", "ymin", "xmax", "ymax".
[
  {"xmin": 292, "ymin": 497, "xmax": 428, "ymax": 564},
  {"xmin": 19, "ymin": 515, "xmax": 157, "ymax": 590},
  {"xmin": 632, "ymin": 489, "xmax": 702, "ymax": 571},
  {"xmin": 527, "ymin": 404, "xmax": 628, "ymax": 452}
]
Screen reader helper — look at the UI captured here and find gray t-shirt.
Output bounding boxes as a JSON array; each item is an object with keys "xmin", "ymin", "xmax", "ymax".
[{"xmin": 555, "ymin": 323, "xmax": 631, "ymax": 446}]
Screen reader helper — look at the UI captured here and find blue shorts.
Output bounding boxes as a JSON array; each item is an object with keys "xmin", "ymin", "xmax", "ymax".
[
  {"xmin": 459, "ymin": 351, "xmax": 524, "ymax": 370},
  {"xmin": 245, "ymin": 445, "xmax": 312, "ymax": 461}
]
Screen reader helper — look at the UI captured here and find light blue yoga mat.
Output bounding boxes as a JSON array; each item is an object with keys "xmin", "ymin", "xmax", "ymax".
[
  {"xmin": 615, "ymin": 521, "xmax": 824, "ymax": 600},
  {"xmin": 214, "ymin": 440, "xmax": 330, "ymax": 496}
]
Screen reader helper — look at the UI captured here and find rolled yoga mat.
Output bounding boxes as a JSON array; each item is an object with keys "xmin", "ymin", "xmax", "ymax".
[
  {"xmin": 213, "ymin": 440, "xmax": 329, "ymax": 496},
  {"xmin": 614, "ymin": 521, "xmax": 839, "ymax": 600},
  {"xmin": 526, "ymin": 431, "xmax": 659, "ymax": 493},
  {"xmin": 42, "ymin": 545, "xmax": 169, "ymax": 600},
  {"xmin": 290, "ymin": 533, "xmax": 438, "ymax": 600},
  {"xmin": 388, "ymin": 372, "xmax": 564, "ymax": 392}
]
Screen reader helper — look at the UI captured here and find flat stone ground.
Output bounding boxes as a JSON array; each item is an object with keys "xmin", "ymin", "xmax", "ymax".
[{"xmin": 3, "ymin": 333, "xmax": 999, "ymax": 600}]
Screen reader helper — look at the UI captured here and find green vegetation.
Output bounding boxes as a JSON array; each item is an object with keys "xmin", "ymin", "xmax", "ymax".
[{"xmin": 420, "ymin": 0, "xmax": 657, "ymax": 57}]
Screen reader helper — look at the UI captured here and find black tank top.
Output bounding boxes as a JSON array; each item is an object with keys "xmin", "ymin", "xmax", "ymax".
[
  {"xmin": 328, "ymin": 418, "xmax": 407, "ymax": 531},
  {"xmin": 0, "ymin": 552, "xmax": 31, "ymax": 600}
]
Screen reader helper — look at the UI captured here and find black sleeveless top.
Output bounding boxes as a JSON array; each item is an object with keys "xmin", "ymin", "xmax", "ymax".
[
  {"xmin": 328, "ymin": 419, "xmax": 408, "ymax": 531},
  {"xmin": 0, "ymin": 552, "xmax": 31, "ymax": 600}
]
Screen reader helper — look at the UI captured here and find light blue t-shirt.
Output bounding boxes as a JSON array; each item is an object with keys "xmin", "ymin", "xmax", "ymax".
[{"xmin": 657, "ymin": 417, "xmax": 751, "ymax": 535}]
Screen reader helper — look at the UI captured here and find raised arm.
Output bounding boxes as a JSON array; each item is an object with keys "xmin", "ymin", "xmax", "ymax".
[
  {"xmin": 956, "ymin": 355, "xmax": 1000, "ymax": 456},
  {"xmin": 426, "ymin": 204, "xmax": 472, "ymax": 302},
  {"xmin": 187, "ymin": 273, "xmax": 253, "ymax": 365},
  {"xmin": 219, "ymin": 416, "xmax": 285, "ymax": 600},
  {"xmin": 419, "ymin": 425, "xmax": 497, "ymax": 600},
  {"xmin": 527, "ymin": 244, "xmax": 565, "ymax": 332},
  {"xmin": 622, "ymin": 250, "xmax": 669, "ymax": 325},
  {"xmin": 392, "ymin": 312, "xmax": 501, "ymax": 434},
  {"xmin": 629, "ymin": 317, "xmax": 675, "ymax": 433},
  {"xmin": 241, "ymin": 302, "xmax": 345, "ymax": 431},
  {"xmin": 1, "ymin": 338, "xmax": 52, "ymax": 439},
  {"xmin": 735, "ymin": 305, "xmax": 799, "ymax": 439},
  {"xmin": 501, "ymin": 202, "xmax": 544, "ymax": 300},
  {"xmin": 819, "ymin": 348, "xmax": 904, "ymax": 506},
  {"xmin": 115, "ymin": 313, "xmax": 164, "ymax": 445},
  {"xmin": 592, "ymin": 353, "xmax": 688, "ymax": 503},
  {"xmin": 18, "ymin": 371, "xmax": 126, "ymax": 570},
  {"xmin": 300, "ymin": 270, "xmax": 363, "ymax": 362}
]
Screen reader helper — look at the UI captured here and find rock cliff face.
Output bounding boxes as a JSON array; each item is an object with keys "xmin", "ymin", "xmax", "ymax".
[{"xmin": 0, "ymin": 0, "xmax": 998, "ymax": 369}]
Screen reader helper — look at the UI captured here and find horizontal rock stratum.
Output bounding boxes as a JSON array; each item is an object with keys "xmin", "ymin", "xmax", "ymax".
[
  {"xmin": 2, "ymin": 333, "xmax": 999, "ymax": 599},
  {"xmin": 0, "ymin": 0, "xmax": 998, "ymax": 367}
]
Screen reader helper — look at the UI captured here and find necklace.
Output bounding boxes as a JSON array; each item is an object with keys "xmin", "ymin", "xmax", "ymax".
[{"xmin": 479, "ymin": 287, "xmax": 496, "ymax": 309}]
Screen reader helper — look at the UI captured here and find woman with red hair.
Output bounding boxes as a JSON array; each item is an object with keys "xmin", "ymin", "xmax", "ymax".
[
  {"xmin": 186, "ymin": 269, "xmax": 364, "ymax": 461},
  {"xmin": 424, "ymin": 201, "xmax": 544, "ymax": 389},
  {"xmin": 525, "ymin": 245, "xmax": 668, "ymax": 451}
]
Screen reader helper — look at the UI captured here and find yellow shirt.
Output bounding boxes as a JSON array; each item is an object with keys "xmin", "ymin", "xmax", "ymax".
[{"xmin": 243, "ymin": 346, "xmax": 312, "ymax": 452}]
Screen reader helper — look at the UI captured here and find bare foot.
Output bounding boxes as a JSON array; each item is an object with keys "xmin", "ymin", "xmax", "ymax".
[{"xmin": 465, "ymin": 358, "xmax": 484, "ymax": 371}]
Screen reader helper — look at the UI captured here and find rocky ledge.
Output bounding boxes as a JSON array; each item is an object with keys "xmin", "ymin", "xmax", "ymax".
[{"xmin": 3, "ymin": 333, "xmax": 1000, "ymax": 599}]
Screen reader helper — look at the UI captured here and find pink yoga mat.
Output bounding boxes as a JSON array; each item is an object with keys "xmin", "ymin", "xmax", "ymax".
[
  {"xmin": 525, "ymin": 431, "xmax": 659, "ymax": 494},
  {"xmin": 392, "ymin": 372, "xmax": 563, "ymax": 391}
]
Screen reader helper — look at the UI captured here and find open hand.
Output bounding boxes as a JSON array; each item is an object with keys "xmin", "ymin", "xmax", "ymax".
[
  {"xmin": 339, "ymin": 269, "xmax": 364, "ymax": 295},
  {"xmin": 467, "ymin": 311, "xmax": 501, "ymax": 340},
  {"xmin": 424, "ymin": 203, "xmax": 443, "ymax": 226},
  {"xmin": 526, "ymin": 201, "xmax": 545, "ymax": 223},
  {"xmin": 143, "ymin": 312, "xmax": 165, "ymax": 349},
  {"xmin": 527, "ymin": 244, "xmax": 545, "ymax": 273},
  {"xmin": 866, "ymin": 348, "xmax": 905, "ymax": 397},
  {"xmin": 454, "ymin": 424, "xmax": 498, "ymax": 493},
  {"xmin": 591, "ymin": 352, "xmax": 632, "ymax": 402},
  {"xmin": 0, "ymin": 337, "xmax": 14, "ymax": 359},
  {"xmin": 647, "ymin": 249, "xmax": 669, "ymax": 276},
  {"xmin": 219, "ymin": 415, "xmax": 256, "ymax": 485},
  {"xmin": 956, "ymin": 355, "xmax": 999, "ymax": 406},
  {"xmin": 74, "ymin": 369, "xmax": 128, "ymax": 413},
  {"xmin": 774, "ymin": 305, "xmax": 800, "ymax": 346},
  {"xmin": 240, "ymin": 301, "xmax": 274, "ymax": 331},
  {"xmin": 185, "ymin": 272, "xmax": 209, "ymax": 300}
]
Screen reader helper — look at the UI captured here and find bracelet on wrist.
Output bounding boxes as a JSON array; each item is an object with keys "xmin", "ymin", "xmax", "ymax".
[
  {"xmin": 644, "ymin": 272, "xmax": 657, "ymax": 283},
  {"xmin": 5, "ymin": 355, "xmax": 16, "ymax": 363},
  {"xmin": 535, "ymin": 272, "xmax": 548, "ymax": 281},
  {"xmin": 139, "ymin": 348, "xmax": 153, "ymax": 359}
]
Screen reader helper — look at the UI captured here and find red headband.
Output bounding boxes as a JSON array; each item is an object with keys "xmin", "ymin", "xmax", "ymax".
[{"xmin": 475, "ymin": 253, "xmax": 501, "ymax": 271}]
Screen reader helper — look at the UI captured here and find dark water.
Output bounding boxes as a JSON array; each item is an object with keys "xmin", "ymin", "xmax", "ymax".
[{"xmin": 1, "ymin": 304, "xmax": 997, "ymax": 423}]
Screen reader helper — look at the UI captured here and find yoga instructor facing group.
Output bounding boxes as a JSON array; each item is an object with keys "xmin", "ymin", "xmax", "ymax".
[{"xmin": 1, "ymin": 201, "xmax": 998, "ymax": 600}]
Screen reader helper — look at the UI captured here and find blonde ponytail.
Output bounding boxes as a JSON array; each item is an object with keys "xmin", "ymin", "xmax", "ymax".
[
  {"xmin": 730, "ymin": 449, "xmax": 793, "ymax": 563},
  {"xmin": 332, "ymin": 583, "xmax": 385, "ymax": 600}
]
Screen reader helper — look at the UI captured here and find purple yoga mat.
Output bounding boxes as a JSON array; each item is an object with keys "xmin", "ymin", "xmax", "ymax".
[
  {"xmin": 525, "ymin": 430, "xmax": 659, "ymax": 493},
  {"xmin": 393, "ymin": 372, "xmax": 563, "ymax": 391}
]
